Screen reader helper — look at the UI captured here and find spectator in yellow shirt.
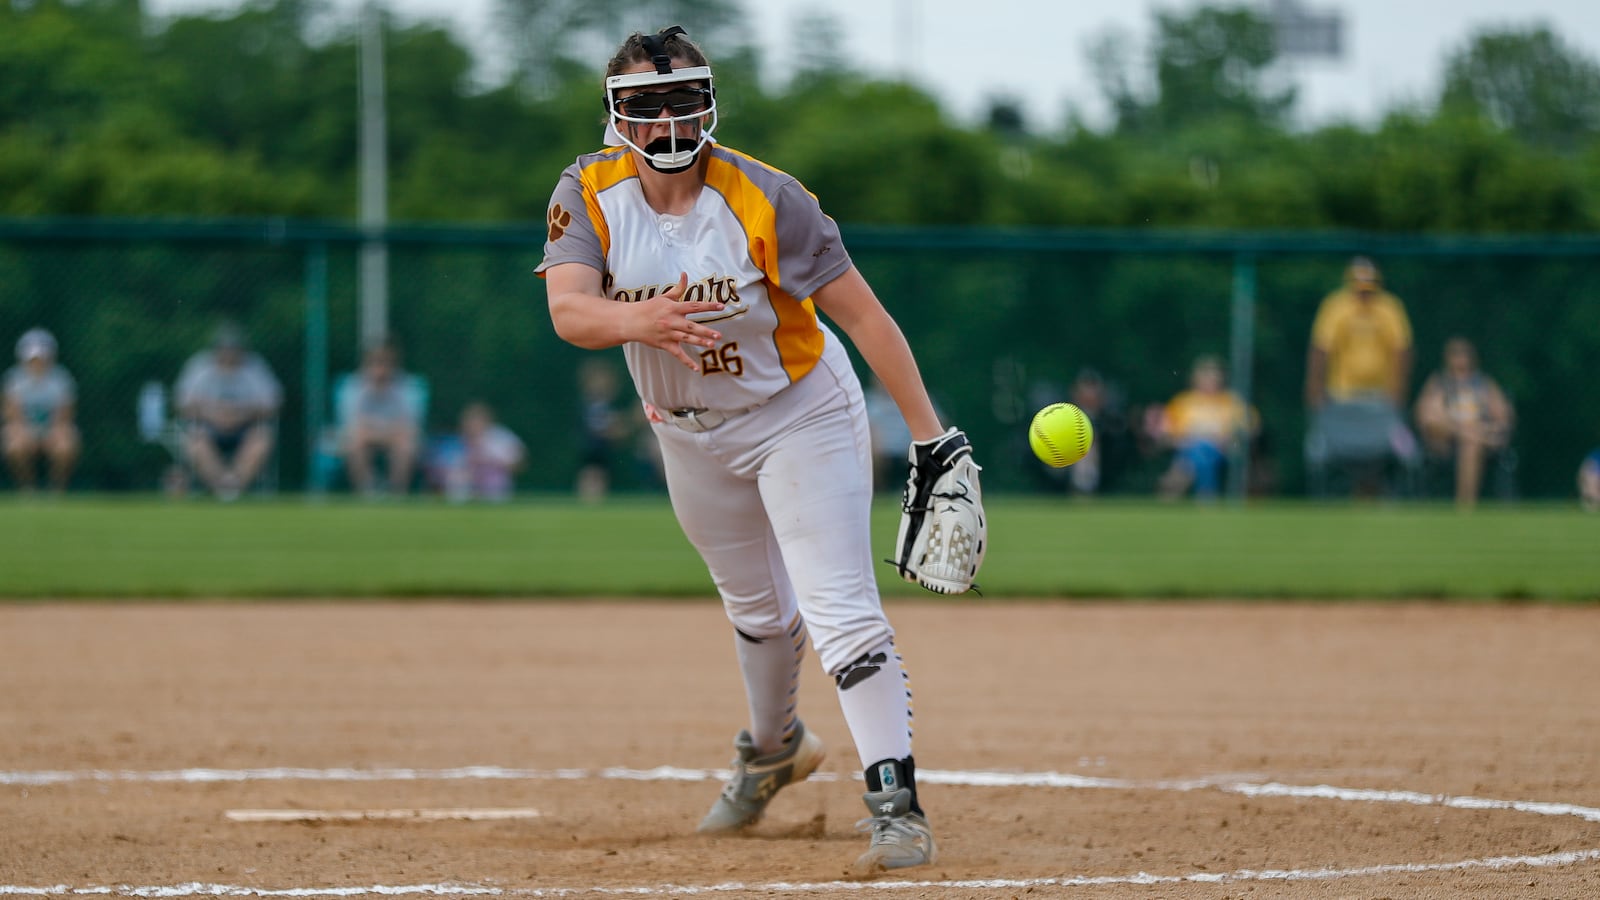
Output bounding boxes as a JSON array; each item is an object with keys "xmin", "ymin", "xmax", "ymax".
[
  {"xmin": 1153, "ymin": 355, "xmax": 1257, "ymax": 500},
  {"xmin": 1303, "ymin": 258, "xmax": 1420, "ymax": 497},
  {"xmin": 1305, "ymin": 257, "xmax": 1413, "ymax": 408}
]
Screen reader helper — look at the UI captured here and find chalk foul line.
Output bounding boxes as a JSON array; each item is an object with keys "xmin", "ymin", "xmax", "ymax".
[
  {"xmin": 1, "ymin": 766, "xmax": 726, "ymax": 788},
  {"xmin": 4, "ymin": 765, "xmax": 1599, "ymax": 895},
  {"xmin": 223, "ymin": 809, "xmax": 542, "ymax": 823},
  {"xmin": 6, "ymin": 764, "xmax": 1600, "ymax": 825},
  {"xmin": 5, "ymin": 850, "xmax": 1600, "ymax": 897}
]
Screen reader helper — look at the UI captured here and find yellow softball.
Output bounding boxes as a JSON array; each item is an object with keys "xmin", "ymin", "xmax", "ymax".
[{"xmin": 1029, "ymin": 402, "xmax": 1094, "ymax": 468}]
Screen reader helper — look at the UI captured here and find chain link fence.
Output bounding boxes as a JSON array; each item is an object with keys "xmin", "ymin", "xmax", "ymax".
[{"xmin": 2, "ymin": 219, "xmax": 1596, "ymax": 500}]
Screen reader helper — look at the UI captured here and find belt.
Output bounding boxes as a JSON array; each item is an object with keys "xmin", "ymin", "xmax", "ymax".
[{"xmin": 663, "ymin": 403, "xmax": 762, "ymax": 433}]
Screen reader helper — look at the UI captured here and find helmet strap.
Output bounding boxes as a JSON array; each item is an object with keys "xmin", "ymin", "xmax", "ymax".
[{"xmin": 640, "ymin": 25, "xmax": 687, "ymax": 75}]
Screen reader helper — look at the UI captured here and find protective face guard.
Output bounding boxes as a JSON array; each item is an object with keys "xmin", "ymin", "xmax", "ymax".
[{"xmin": 604, "ymin": 65, "xmax": 717, "ymax": 172}]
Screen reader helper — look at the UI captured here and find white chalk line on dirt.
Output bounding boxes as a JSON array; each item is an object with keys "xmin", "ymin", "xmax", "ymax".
[
  {"xmin": 6, "ymin": 766, "xmax": 1600, "ymax": 895},
  {"xmin": 0, "ymin": 767, "xmax": 716, "ymax": 788},
  {"xmin": 224, "ymin": 809, "xmax": 542, "ymax": 823},
  {"xmin": 7, "ymin": 765, "xmax": 1600, "ymax": 826},
  {"xmin": 4, "ymin": 849, "xmax": 1600, "ymax": 897}
]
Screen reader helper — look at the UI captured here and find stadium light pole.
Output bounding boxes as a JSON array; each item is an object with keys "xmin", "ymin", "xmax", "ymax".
[
  {"xmin": 358, "ymin": 0, "xmax": 389, "ymax": 350},
  {"xmin": 894, "ymin": 0, "xmax": 920, "ymax": 82}
]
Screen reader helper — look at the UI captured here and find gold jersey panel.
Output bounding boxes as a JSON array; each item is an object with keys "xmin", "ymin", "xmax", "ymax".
[{"xmin": 538, "ymin": 145, "xmax": 853, "ymax": 412}]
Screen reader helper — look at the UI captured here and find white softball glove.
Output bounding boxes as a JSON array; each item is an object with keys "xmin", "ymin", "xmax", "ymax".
[{"xmin": 889, "ymin": 427, "xmax": 987, "ymax": 595}]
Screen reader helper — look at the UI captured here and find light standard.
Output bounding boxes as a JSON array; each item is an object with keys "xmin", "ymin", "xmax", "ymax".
[{"xmin": 358, "ymin": 0, "xmax": 389, "ymax": 349}]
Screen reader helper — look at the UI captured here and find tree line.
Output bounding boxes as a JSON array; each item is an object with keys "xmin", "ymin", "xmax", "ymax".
[{"xmin": 3, "ymin": 0, "xmax": 1598, "ymax": 232}]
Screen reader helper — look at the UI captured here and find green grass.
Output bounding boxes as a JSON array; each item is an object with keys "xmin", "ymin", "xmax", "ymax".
[{"xmin": 1, "ymin": 495, "xmax": 1596, "ymax": 600}]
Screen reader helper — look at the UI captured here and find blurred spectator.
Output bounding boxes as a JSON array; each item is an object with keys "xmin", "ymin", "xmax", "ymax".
[
  {"xmin": 866, "ymin": 372, "xmax": 913, "ymax": 493},
  {"xmin": 577, "ymin": 358, "xmax": 629, "ymax": 503},
  {"xmin": 1578, "ymin": 449, "xmax": 1600, "ymax": 512},
  {"xmin": 868, "ymin": 372, "xmax": 951, "ymax": 495},
  {"xmin": 431, "ymin": 401, "xmax": 525, "ymax": 503},
  {"xmin": 630, "ymin": 403, "xmax": 666, "ymax": 491},
  {"xmin": 1026, "ymin": 369, "xmax": 1133, "ymax": 496},
  {"xmin": 175, "ymin": 322, "xmax": 281, "ymax": 501},
  {"xmin": 341, "ymin": 341, "xmax": 424, "ymax": 497},
  {"xmin": 1414, "ymin": 336, "xmax": 1515, "ymax": 509},
  {"xmin": 1063, "ymin": 368, "xmax": 1133, "ymax": 496},
  {"xmin": 1246, "ymin": 427, "xmax": 1281, "ymax": 498},
  {"xmin": 3, "ymin": 328, "xmax": 79, "ymax": 493},
  {"xmin": 1303, "ymin": 257, "xmax": 1421, "ymax": 498},
  {"xmin": 1151, "ymin": 355, "xmax": 1257, "ymax": 501}
]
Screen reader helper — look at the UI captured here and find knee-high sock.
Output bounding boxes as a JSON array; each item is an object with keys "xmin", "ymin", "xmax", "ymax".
[
  {"xmin": 832, "ymin": 637, "xmax": 913, "ymax": 768},
  {"xmin": 735, "ymin": 614, "xmax": 807, "ymax": 755}
]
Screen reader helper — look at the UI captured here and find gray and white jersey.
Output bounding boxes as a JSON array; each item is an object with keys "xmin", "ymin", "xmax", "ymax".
[
  {"xmin": 537, "ymin": 143, "xmax": 852, "ymax": 414},
  {"xmin": 346, "ymin": 376, "xmax": 423, "ymax": 427},
  {"xmin": 3, "ymin": 364, "xmax": 76, "ymax": 427},
  {"xmin": 175, "ymin": 351, "xmax": 282, "ymax": 424}
]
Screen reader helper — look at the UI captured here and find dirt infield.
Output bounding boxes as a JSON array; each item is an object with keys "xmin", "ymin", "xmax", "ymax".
[{"xmin": 3, "ymin": 601, "xmax": 1598, "ymax": 898}]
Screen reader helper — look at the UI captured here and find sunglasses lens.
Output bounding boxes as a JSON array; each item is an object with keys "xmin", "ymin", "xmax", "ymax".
[
  {"xmin": 619, "ymin": 89, "xmax": 707, "ymax": 118},
  {"xmin": 668, "ymin": 91, "xmax": 709, "ymax": 114},
  {"xmin": 619, "ymin": 96, "xmax": 664, "ymax": 117}
]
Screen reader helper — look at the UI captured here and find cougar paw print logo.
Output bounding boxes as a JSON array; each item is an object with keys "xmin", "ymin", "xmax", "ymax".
[{"xmin": 547, "ymin": 204, "xmax": 573, "ymax": 242}]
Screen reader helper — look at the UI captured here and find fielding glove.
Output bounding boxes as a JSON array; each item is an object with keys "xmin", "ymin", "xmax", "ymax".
[{"xmin": 889, "ymin": 427, "xmax": 987, "ymax": 595}]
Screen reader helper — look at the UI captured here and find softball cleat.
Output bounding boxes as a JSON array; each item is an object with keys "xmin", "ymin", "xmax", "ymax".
[
  {"xmin": 852, "ymin": 787, "xmax": 937, "ymax": 875},
  {"xmin": 696, "ymin": 720, "xmax": 825, "ymax": 833}
]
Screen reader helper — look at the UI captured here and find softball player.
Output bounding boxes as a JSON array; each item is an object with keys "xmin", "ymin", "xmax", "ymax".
[{"xmin": 538, "ymin": 26, "xmax": 958, "ymax": 874}]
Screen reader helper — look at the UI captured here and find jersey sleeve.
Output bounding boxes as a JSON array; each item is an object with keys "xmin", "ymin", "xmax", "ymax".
[
  {"xmin": 56, "ymin": 368, "xmax": 76, "ymax": 404},
  {"xmin": 535, "ymin": 164, "xmax": 605, "ymax": 276},
  {"xmin": 174, "ymin": 355, "xmax": 205, "ymax": 407},
  {"xmin": 1162, "ymin": 395, "xmax": 1187, "ymax": 435},
  {"xmin": 251, "ymin": 357, "xmax": 283, "ymax": 409},
  {"xmin": 1234, "ymin": 394, "xmax": 1257, "ymax": 432},
  {"xmin": 1384, "ymin": 296, "xmax": 1413, "ymax": 349},
  {"xmin": 1309, "ymin": 294, "xmax": 1343, "ymax": 351},
  {"xmin": 403, "ymin": 375, "xmax": 426, "ymax": 424},
  {"xmin": 769, "ymin": 180, "xmax": 852, "ymax": 300}
]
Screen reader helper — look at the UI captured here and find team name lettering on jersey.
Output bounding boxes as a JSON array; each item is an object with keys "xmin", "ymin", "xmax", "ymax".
[{"xmin": 609, "ymin": 274, "xmax": 742, "ymax": 309}]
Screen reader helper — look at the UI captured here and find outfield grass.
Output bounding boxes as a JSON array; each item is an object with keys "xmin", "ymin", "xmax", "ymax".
[{"xmin": 1, "ymin": 495, "xmax": 1596, "ymax": 600}]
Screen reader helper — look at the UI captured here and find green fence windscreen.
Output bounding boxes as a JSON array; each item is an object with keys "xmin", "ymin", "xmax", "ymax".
[{"xmin": 2, "ymin": 219, "xmax": 1595, "ymax": 500}]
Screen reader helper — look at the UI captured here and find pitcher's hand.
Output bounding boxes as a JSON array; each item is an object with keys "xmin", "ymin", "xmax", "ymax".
[{"xmin": 631, "ymin": 273, "xmax": 724, "ymax": 370}]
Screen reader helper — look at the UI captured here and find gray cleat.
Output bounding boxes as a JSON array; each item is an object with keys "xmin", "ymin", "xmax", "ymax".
[
  {"xmin": 853, "ymin": 787, "xmax": 937, "ymax": 874},
  {"xmin": 697, "ymin": 721, "xmax": 826, "ymax": 833}
]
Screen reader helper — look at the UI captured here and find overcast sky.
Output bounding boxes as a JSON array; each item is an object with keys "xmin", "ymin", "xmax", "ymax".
[
  {"xmin": 744, "ymin": 0, "xmax": 1600, "ymax": 128},
  {"xmin": 145, "ymin": 0, "xmax": 1600, "ymax": 131}
]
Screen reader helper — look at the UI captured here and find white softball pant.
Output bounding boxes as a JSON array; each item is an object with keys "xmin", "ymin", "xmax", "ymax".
[{"xmin": 651, "ymin": 340, "xmax": 892, "ymax": 676}]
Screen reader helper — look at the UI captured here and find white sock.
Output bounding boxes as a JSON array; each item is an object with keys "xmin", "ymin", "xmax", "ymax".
[
  {"xmin": 832, "ymin": 637, "xmax": 913, "ymax": 768},
  {"xmin": 735, "ymin": 614, "xmax": 807, "ymax": 755}
]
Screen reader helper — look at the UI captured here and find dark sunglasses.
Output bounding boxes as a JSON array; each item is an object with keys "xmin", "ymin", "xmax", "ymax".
[{"xmin": 614, "ymin": 87, "xmax": 712, "ymax": 119}]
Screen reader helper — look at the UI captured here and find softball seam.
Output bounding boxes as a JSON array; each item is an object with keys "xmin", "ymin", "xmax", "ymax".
[{"xmin": 1032, "ymin": 421, "xmax": 1067, "ymax": 467}]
